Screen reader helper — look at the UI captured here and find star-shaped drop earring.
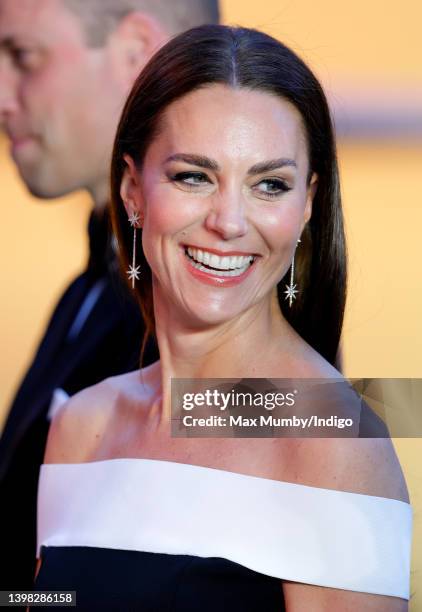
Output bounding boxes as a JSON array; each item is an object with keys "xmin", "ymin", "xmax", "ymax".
[
  {"xmin": 127, "ymin": 264, "xmax": 141, "ymax": 288},
  {"xmin": 128, "ymin": 211, "xmax": 140, "ymax": 227},
  {"xmin": 284, "ymin": 283, "xmax": 298, "ymax": 307},
  {"xmin": 284, "ymin": 238, "xmax": 301, "ymax": 307},
  {"xmin": 126, "ymin": 209, "xmax": 142, "ymax": 288}
]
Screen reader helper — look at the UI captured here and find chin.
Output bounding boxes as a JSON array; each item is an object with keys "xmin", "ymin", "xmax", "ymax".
[
  {"xmin": 22, "ymin": 170, "xmax": 74, "ymax": 200},
  {"xmin": 181, "ymin": 298, "xmax": 247, "ymax": 329},
  {"xmin": 26, "ymin": 184, "xmax": 64, "ymax": 200}
]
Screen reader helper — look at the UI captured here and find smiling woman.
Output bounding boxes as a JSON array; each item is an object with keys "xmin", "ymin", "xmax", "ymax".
[
  {"xmin": 33, "ymin": 25, "xmax": 412, "ymax": 611},
  {"xmin": 112, "ymin": 26, "xmax": 343, "ymax": 365},
  {"xmin": 120, "ymin": 84, "xmax": 317, "ymax": 331}
]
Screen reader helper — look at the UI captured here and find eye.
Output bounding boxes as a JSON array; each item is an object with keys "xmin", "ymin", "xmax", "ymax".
[
  {"xmin": 170, "ymin": 171, "xmax": 212, "ymax": 189},
  {"xmin": 11, "ymin": 47, "xmax": 40, "ymax": 71},
  {"xmin": 252, "ymin": 178, "xmax": 292, "ymax": 200}
]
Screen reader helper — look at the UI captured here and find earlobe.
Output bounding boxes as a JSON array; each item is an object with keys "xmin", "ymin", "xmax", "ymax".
[{"xmin": 120, "ymin": 154, "xmax": 144, "ymax": 223}]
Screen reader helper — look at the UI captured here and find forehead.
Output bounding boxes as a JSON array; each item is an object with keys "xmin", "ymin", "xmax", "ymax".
[
  {"xmin": 156, "ymin": 85, "xmax": 308, "ymax": 163},
  {"xmin": 0, "ymin": 0, "xmax": 82, "ymax": 45}
]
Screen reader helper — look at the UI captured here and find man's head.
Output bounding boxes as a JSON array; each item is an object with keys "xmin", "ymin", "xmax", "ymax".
[{"xmin": 0, "ymin": 0, "xmax": 219, "ymax": 202}]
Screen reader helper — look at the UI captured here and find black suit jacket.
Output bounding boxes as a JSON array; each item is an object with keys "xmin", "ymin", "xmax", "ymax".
[{"xmin": 0, "ymin": 213, "xmax": 157, "ymax": 592}]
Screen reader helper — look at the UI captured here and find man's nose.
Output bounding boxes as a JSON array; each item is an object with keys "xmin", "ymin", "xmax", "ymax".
[
  {"xmin": 204, "ymin": 191, "xmax": 248, "ymax": 240},
  {"xmin": 0, "ymin": 61, "xmax": 19, "ymax": 123}
]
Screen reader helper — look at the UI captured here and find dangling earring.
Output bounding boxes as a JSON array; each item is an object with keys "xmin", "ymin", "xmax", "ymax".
[
  {"xmin": 284, "ymin": 238, "xmax": 301, "ymax": 307},
  {"xmin": 126, "ymin": 212, "xmax": 141, "ymax": 288}
]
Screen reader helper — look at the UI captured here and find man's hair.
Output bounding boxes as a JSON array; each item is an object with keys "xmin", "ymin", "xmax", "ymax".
[{"xmin": 64, "ymin": 0, "xmax": 220, "ymax": 46}]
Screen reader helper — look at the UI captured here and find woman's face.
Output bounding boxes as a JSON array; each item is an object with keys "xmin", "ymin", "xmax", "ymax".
[{"xmin": 122, "ymin": 84, "xmax": 317, "ymax": 327}]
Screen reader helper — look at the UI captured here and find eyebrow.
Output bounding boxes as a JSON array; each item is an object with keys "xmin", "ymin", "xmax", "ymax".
[
  {"xmin": 0, "ymin": 36, "xmax": 33, "ymax": 52},
  {"xmin": 0, "ymin": 35, "xmax": 40, "ymax": 50},
  {"xmin": 164, "ymin": 153, "xmax": 297, "ymax": 174}
]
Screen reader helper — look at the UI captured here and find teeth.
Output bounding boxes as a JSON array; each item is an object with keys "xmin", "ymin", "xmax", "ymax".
[
  {"xmin": 208, "ymin": 253, "xmax": 220, "ymax": 269},
  {"xmin": 186, "ymin": 247, "xmax": 254, "ymax": 270},
  {"xmin": 186, "ymin": 258, "xmax": 251, "ymax": 277}
]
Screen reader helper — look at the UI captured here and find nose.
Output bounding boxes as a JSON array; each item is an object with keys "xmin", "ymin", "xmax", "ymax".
[
  {"xmin": 204, "ymin": 191, "xmax": 248, "ymax": 240},
  {"xmin": 0, "ymin": 59, "xmax": 19, "ymax": 124}
]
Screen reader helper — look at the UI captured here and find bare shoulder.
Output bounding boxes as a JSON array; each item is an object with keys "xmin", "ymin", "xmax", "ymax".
[
  {"xmin": 278, "ymin": 435, "xmax": 410, "ymax": 504},
  {"xmin": 267, "ymin": 334, "xmax": 409, "ymax": 502},
  {"xmin": 281, "ymin": 437, "xmax": 410, "ymax": 610},
  {"xmin": 43, "ymin": 370, "xmax": 142, "ymax": 465}
]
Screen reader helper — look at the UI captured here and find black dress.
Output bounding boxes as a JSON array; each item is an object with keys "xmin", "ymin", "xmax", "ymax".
[{"xmin": 34, "ymin": 458, "xmax": 412, "ymax": 611}]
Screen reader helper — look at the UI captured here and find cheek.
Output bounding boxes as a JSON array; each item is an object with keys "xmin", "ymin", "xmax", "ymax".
[
  {"xmin": 140, "ymin": 193, "xmax": 180, "ymax": 268},
  {"xmin": 148, "ymin": 200, "xmax": 178, "ymax": 232},
  {"xmin": 143, "ymin": 183, "xmax": 202, "ymax": 236},
  {"xmin": 34, "ymin": 54, "xmax": 95, "ymax": 110},
  {"xmin": 21, "ymin": 70, "xmax": 79, "ymax": 140},
  {"xmin": 255, "ymin": 201, "xmax": 303, "ymax": 252},
  {"xmin": 21, "ymin": 72, "xmax": 55, "ymax": 114}
]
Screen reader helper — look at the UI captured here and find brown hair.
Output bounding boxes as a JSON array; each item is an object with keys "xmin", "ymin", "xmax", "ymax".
[{"xmin": 110, "ymin": 25, "xmax": 347, "ymax": 365}]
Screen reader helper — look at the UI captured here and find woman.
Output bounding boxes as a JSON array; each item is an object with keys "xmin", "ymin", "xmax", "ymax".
[{"xmin": 33, "ymin": 25, "xmax": 412, "ymax": 610}]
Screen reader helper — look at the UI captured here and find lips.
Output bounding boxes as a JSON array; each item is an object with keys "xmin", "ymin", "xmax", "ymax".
[
  {"xmin": 6, "ymin": 126, "xmax": 37, "ymax": 146},
  {"xmin": 183, "ymin": 244, "xmax": 257, "ymax": 281},
  {"xmin": 10, "ymin": 134, "xmax": 35, "ymax": 147},
  {"xmin": 186, "ymin": 246, "xmax": 254, "ymax": 272},
  {"xmin": 8, "ymin": 133, "xmax": 38, "ymax": 158}
]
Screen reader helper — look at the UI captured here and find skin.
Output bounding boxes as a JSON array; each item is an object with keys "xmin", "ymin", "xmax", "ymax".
[
  {"xmin": 0, "ymin": 0, "xmax": 168, "ymax": 203},
  {"xmin": 122, "ymin": 85, "xmax": 408, "ymax": 610},
  {"xmin": 39, "ymin": 83, "xmax": 409, "ymax": 612},
  {"xmin": 121, "ymin": 85, "xmax": 324, "ymax": 388}
]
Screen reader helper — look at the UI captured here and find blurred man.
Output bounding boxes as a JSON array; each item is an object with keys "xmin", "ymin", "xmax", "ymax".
[{"xmin": 0, "ymin": 0, "xmax": 219, "ymax": 592}]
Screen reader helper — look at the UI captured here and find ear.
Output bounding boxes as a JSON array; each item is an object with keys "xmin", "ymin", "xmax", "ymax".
[
  {"xmin": 109, "ymin": 12, "xmax": 169, "ymax": 85},
  {"xmin": 120, "ymin": 154, "xmax": 145, "ymax": 226},
  {"xmin": 302, "ymin": 172, "xmax": 318, "ymax": 228}
]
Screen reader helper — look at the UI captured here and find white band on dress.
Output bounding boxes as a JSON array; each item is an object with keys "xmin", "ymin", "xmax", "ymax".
[{"xmin": 37, "ymin": 457, "xmax": 412, "ymax": 599}]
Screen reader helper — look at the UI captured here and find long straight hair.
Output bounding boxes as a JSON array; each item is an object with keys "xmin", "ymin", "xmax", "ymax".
[{"xmin": 110, "ymin": 25, "xmax": 347, "ymax": 365}]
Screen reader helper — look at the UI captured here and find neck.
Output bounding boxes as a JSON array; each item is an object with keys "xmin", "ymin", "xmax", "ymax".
[
  {"xmin": 88, "ymin": 175, "xmax": 110, "ymax": 210},
  {"xmin": 152, "ymin": 287, "xmax": 297, "ymax": 425}
]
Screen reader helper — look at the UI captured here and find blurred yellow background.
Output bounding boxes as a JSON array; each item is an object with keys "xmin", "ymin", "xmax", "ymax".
[{"xmin": 1, "ymin": 0, "xmax": 421, "ymax": 607}]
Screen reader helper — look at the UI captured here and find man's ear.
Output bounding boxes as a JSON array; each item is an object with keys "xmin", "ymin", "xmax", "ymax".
[
  {"xmin": 303, "ymin": 172, "xmax": 318, "ymax": 227},
  {"xmin": 110, "ymin": 12, "xmax": 169, "ymax": 84},
  {"xmin": 120, "ymin": 154, "xmax": 144, "ymax": 225}
]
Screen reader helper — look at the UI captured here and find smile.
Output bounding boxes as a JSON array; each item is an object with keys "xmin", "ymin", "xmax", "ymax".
[{"xmin": 185, "ymin": 247, "xmax": 255, "ymax": 277}]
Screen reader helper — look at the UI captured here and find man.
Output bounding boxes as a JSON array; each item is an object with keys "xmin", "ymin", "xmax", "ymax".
[{"xmin": 0, "ymin": 0, "xmax": 219, "ymax": 592}]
